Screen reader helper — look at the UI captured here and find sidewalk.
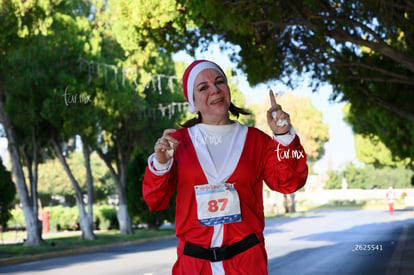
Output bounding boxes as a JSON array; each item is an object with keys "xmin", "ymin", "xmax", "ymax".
[{"xmin": 387, "ymin": 222, "xmax": 414, "ymax": 275}]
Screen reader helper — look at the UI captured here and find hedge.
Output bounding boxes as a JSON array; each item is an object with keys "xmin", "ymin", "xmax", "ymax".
[{"xmin": 6, "ymin": 204, "xmax": 118, "ymax": 232}]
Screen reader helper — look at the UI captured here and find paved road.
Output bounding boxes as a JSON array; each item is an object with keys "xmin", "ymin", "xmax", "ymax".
[
  {"xmin": 1, "ymin": 209, "xmax": 413, "ymax": 275},
  {"xmin": 265, "ymin": 209, "xmax": 413, "ymax": 274}
]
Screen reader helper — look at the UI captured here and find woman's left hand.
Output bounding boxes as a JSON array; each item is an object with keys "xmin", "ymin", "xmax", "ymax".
[{"xmin": 266, "ymin": 90, "xmax": 291, "ymax": 135}]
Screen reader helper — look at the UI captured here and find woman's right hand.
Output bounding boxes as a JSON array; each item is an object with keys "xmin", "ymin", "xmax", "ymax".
[
  {"xmin": 266, "ymin": 90, "xmax": 291, "ymax": 135},
  {"xmin": 154, "ymin": 129, "xmax": 180, "ymax": 164}
]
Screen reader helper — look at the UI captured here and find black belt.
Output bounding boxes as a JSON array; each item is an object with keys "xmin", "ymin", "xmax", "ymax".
[{"xmin": 183, "ymin": 233, "xmax": 260, "ymax": 262}]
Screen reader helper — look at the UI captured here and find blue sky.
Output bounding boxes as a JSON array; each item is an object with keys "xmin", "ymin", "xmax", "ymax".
[{"xmin": 173, "ymin": 44, "xmax": 357, "ymax": 174}]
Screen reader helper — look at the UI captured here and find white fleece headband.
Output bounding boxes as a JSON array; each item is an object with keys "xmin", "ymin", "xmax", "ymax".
[{"xmin": 184, "ymin": 61, "xmax": 226, "ymax": 113}]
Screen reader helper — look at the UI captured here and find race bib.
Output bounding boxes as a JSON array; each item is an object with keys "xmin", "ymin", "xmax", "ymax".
[{"xmin": 194, "ymin": 183, "xmax": 242, "ymax": 226}]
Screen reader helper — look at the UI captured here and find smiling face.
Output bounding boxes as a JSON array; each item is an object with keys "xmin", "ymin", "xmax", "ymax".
[{"xmin": 193, "ymin": 68, "xmax": 231, "ymax": 125}]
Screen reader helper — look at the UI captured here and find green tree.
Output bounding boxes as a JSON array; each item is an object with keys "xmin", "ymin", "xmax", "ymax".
[
  {"xmin": 0, "ymin": 0, "xmax": 98, "ymax": 243},
  {"xmin": 83, "ymin": 0, "xmax": 190, "ymax": 234},
  {"xmin": 175, "ymin": 0, "xmax": 414, "ymax": 166},
  {"xmin": 127, "ymin": 151, "xmax": 175, "ymax": 229},
  {"xmin": 342, "ymin": 103, "xmax": 413, "ymax": 183},
  {"xmin": 0, "ymin": 162, "xmax": 16, "ymax": 228},
  {"xmin": 0, "ymin": 0, "xmax": 64, "ymax": 246},
  {"xmin": 325, "ymin": 170, "xmax": 342, "ymax": 190},
  {"xmin": 39, "ymin": 14, "xmax": 98, "ymax": 240},
  {"xmin": 0, "ymin": 0, "xmax": 191, "ymax": 240},
  {"xmin": 327, "ymin": 162, "xmax": 413, "ymax": 189},
  {"xmin": 37, "ymin": 152, "xmax": 114, "ymax": 205},
  {"xmin": 354, "ymin": 134, "xmax": 411, "ymax": 168}
]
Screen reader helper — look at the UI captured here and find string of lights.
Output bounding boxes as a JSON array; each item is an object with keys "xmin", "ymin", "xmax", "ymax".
[{"xmin": 77, "ymin": 58, "xmax": 188, "ymax": 118}]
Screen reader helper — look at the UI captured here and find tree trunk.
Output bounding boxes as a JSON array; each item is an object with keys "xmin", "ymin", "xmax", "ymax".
[
  {"xmin": 78, "ymin": 201, "xmax": 96, "ymax": 240},
  {"xmin": 117, "ymin": 187, "xmax": 133, "ymax": 234},
  {"xmin": 283, "ymin": 194, "xmax": 290, "ymax": 213},
  {"xmin": 22, "ymin": 127, "xmax": 41, "ymax": 233},
  {"xmin": 51, "ymin": 137, "xmax": 96, "ymax": 240},
  {"xmin": 82, "ymin": 140, "xmax": 94, "ymax": 231},
  {"xmin": 0, "ymin": 100, "xmax": 42, "ymax": 246},
  {"xmin": 96, "ymin": 148, "xmax": 133, "ymax": 234},
  {"xmin": 290, "ymin": 193, "xmax": 296, "ymax": 213}
]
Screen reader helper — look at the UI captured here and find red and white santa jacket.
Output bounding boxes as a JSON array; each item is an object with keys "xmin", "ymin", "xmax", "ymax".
[{"xmin": 142, "ymin": 122, "xmax": 308, "ymax": 274}]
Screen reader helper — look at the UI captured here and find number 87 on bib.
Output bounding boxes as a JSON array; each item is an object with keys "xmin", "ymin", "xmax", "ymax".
[{"xmin": 194, "ymin": 183, "xmax": 242, "ymax": 226}]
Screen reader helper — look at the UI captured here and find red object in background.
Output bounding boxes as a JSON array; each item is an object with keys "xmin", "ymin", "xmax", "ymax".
[
  {"xmin": 39, "ymin": 211, "xmax": 49, "ymax": 234},
  {"xmin": 386, "ymin": 187, "xmax": 396, "ymax": 215}
]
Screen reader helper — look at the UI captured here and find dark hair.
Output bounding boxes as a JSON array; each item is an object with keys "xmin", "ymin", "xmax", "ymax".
[{"xmin": 180, "ymin": 102, "xmax": 251, "ymax": 128}]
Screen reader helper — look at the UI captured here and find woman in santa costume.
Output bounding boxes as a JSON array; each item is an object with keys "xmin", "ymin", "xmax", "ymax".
[{"xmin": 142, "ymin": 60, "xmax": 308, "ymax": 275}]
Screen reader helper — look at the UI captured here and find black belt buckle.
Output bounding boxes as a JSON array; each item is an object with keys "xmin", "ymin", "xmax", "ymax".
[
  {"xmin": 183, "ymin": 233, "xmax": 259, "ymax": 262},
  {"xmin": 209, "ymin": 246, "xmax": 229, "ymax": 262}
]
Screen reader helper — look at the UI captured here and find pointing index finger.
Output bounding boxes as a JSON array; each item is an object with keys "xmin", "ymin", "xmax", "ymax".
[{"xmin": 269, "ymin": 90, "xmax": 277, "ymax": 107}]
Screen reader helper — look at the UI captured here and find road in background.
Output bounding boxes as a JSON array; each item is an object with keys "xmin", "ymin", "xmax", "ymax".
[
  {"xmin": 265, "ymin": 209, "xmax": 413, "ymax": 274},
  {"xmin": 1, "ymin": 209, "xmax": 412, "ymax": 275}
]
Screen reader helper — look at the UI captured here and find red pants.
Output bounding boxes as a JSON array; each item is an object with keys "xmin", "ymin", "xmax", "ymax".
[{"xmin": 388, "ymin": 203, "xmax": 394, "ymax": 214}]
